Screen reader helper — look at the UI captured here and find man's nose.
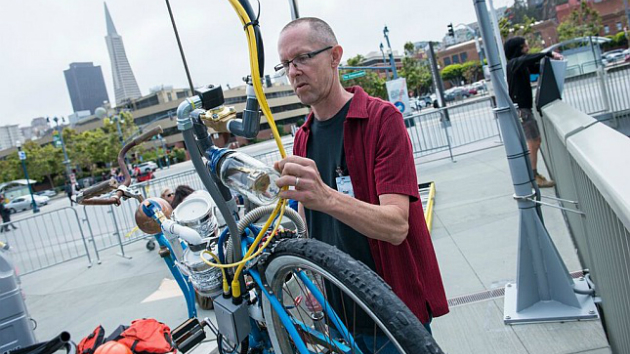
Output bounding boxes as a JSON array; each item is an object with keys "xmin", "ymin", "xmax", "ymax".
[{"xmin": 287, "ymin": 63, "xmax": 301, "ymax": 78}]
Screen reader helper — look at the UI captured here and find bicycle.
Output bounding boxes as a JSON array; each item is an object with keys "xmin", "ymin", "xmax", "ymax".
[{"xmin": 74, "ymin": 0, "xmax": 443, "ymax": 353}]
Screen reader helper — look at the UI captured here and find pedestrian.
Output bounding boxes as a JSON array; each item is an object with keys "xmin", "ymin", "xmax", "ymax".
[
  {"xmin": 65, "ymin": 181, "xmax": 75, "ymax": 206},
  {"xmin": 160, "ymin": 187, "xmax": 175, "ymax": 205},
  {"xmin": 273, "ymin": 17, "xmax": 449, "ymax": 341},
  {"xmin": 0, "ymin": 196, "xmax": 18, "ymax": 232},
  {"xmin": 169, "ymin": 185, "xmax": 195, "ymax": 209},
  {"xmin": 504, "ymin": 36, "xmax": 563, "ymax": 188}
]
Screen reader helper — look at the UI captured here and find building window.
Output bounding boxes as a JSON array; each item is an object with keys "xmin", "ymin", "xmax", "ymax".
[
  {"xmin": 460, "ymin": 52, "xmax": 468, "ymax": 63},
  {"xmin": 444, "ymin": 57, "xmax": 451, "ymax": 66},
  {"xmin": 604, "ymin": 25, "xmax": 610, "ymax": 34},
  {"xmin": 452, "ymin": 55, "xmax": 460, "ymax": 64},
  {"xmin": 617, "ymin": 22, "xmax": 622, "ymax": 31},
  {"xmin": 167, "ymin": 93, "xmax": 172, "ymax": 101}
]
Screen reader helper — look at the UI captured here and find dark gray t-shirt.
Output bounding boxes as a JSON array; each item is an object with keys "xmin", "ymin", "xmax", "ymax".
[
  {"xmin": 305, "ymin": 99, "xmax": 377, "ymax": 273},
  {"xmin": 306, "ymin": 99, "xmax": 377, "ymax": 333}
]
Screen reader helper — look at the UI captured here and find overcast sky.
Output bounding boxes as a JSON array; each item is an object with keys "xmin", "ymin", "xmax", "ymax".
[{"xmin": 0, "ymin": 0, "xmax": 513, "ymax": 128}]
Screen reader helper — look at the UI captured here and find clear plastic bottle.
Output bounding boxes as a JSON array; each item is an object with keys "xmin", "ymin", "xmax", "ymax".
[{"xmin": 217, "ymin": 151, "xmax": 280, "ymax": 205}]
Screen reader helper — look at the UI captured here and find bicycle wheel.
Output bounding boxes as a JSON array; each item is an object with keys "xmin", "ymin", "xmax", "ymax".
[{"xmin": 260, "ymin": 238, "xmax": 442, "ymax": 354}]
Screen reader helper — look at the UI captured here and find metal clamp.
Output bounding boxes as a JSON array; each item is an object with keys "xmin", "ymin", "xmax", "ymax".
[{"xmin": 116, "ymin": 185, "xmax": 143, "ymax": 203}]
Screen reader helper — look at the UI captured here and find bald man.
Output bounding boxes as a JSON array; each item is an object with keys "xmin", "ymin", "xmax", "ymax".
[{"xmin": 273, "ymin": 17, "xmax": 449, "ymax": 340}]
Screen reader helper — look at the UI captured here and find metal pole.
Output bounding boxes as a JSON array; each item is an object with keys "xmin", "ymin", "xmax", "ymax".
[
  {"xmin": 53, "ymin": 117, "xmax": 72, "ymax": 179},
  {"xmin": 487, "ymin": 0, "xmax": 507, "ymax": 81},
  {"xmin": 473, "ymin": 0, "xmax": 598, "ymax": 324},
  {"xmin": 165, "ymin": 0, "xmax": 195, "ymax": 94},
  {"xmin": 380, "ymin": 43, "xmax": 390, "ymax": 80},
  {"xmin": 160, "ymin": 135, "xmax": 170, "ymax": 168},
  {"xmin": 17, "ymin": 143, "xmax": 39, "ymax": 213},
  {"xmin": 623, "ymin": 0, "xmax": 630, "ymax": 31},
  {"xmin": 383, "ymin": 26, "xmax": 399, "ymax": 79},
  {"xmin": 288, "ymin": 0, "xmax": 300, "ymax": 20}
]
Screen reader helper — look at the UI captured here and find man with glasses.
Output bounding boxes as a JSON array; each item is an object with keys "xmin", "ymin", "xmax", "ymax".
[{"xmin": 273, "ymin": 17, "xmax": 449, "ymax": 341}]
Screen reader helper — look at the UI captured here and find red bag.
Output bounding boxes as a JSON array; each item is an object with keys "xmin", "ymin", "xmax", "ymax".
[
  {"xmin": 117, "ymin": 319, "xmax": 175, "ymax": 354},
  {"xmin": 77, "ymin": 326, "xmax": 106, "ymax": 354}
]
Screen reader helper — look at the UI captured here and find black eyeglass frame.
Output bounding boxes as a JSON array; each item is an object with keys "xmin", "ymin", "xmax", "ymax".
[{"xmin": 274, "ymin": 46, "xmax": 333, "ymax": 72}]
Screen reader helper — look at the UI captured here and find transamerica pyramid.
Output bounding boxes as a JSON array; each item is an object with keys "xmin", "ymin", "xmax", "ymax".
[{"xmin": 104, "ymin": 2, "xmax": 142, "ymax": 105}]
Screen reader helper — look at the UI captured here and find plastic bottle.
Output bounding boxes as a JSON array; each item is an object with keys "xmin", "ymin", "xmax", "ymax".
[{"xmin": 212, "ymin": 150, "xmax": 280, "ymax": 206}]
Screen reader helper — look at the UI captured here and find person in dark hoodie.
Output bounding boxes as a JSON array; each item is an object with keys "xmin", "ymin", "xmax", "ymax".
[{"xmin": 504, "ymin": 36, "xmax": 563, "ymax": 188}]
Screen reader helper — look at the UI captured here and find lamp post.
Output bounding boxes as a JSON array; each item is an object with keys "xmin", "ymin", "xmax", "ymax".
[
  {"xmin": 16, "ymin": 141, "xmax": 39, "ymax": 213},
  {"xmin": 383, "ymin": 26, "xmax": 399, "ymax": 79},
  {"xmin": 47, "ymin": 116, "xmax": 72, "ymax": 179},
  {"xmin": 158, "ymin": 134, "xmax": 170, "ymax": 169},
  {"xmin": 111, "ymin": 115, "xmax": 125, "ymax": 144},
  {"xmin": 379, "ymin": 43, "xmax": 390, "ymax": 80}
]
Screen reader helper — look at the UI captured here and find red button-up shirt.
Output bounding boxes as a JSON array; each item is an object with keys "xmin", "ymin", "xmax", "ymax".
[{"xmin": 293, "ymin": 86, "xmax": 449, "ymax": 323}]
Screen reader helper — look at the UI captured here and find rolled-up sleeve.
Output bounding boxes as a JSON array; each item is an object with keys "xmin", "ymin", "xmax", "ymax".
[{"xmin": 373, "ymin": 108, "xmax": 420, "ymax": 202}]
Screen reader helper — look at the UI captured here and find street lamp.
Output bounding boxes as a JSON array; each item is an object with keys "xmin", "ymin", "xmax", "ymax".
[
  {"xmin": 383, "ymin": 25, "xmax": 399, "ymax": 79},
  {"xmin": 15, "ymin": 141, "xmax": 39, "ymax": 213},
  {"xmin": 46, "ymin": 116, "xmax": 72, "ymax": 179},
  {"xmin": 379, "ymin": 43, "xmax": 390, "ymax": 80}
]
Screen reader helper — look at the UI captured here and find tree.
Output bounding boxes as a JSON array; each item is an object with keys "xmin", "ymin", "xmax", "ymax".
[
  {"xmin": 557, "ymin": 1, "xmax": 603, "ymax": 42},
  {"xmin": 404, "ymin": 41, "xmax": 417, "ymax": 56},
  {"xmin": 462, "ymin": 61, "xmax": 481, "ymax": 84},
  {"xmin": 441, "ymin": 64, "xmax": 465, "ymax": 86},
  {"xmin": 399, "ymin": 56, "xmax": 432, "ymax": 96},
  {"xmin": 341, "ymin": 55, "xmax": 387, "ymax": 99}
]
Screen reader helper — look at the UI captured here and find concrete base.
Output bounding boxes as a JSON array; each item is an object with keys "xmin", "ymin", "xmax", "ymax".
[{"xmin": 504, "ymin": 279, "xmax": 599, "ymax": 324}]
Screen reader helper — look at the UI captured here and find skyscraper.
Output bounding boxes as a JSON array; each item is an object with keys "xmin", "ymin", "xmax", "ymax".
[
  {"xmin": 104, "ymin": 2, "xmax": 142, "ymax": 105},
  {"xmin": 64, "ymin": 62, "xmax": 109, "ymax": 114}
]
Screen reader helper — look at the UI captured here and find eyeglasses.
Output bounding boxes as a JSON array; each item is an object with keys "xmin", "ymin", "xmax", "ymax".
[
  {"xmin": 274, "ymin": 46, "xmax": 333, "ymax": 72},
  {"xmin": 167, "ymin": 193, "xmax": 174, "ymax": 198}
]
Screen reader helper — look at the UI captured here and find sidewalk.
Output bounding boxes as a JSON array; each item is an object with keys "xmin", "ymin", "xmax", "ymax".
[{"xmin": 18, "ymin": 144, "xmax": 610, "ymax": 353}]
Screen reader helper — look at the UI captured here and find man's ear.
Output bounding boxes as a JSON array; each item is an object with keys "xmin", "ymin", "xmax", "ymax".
[{"xmin": 331, "ymin": 45, "xmax": 343, "ymax": 68}]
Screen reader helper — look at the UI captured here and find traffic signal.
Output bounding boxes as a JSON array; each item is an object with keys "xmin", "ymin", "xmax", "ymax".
[{"xmin": 447, "ymin": 23, "xmax": 454, "ymax": 37}]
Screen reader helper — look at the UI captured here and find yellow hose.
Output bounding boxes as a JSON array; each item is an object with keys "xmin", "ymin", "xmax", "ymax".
[{"xmin": 197, "ymin": 0, "xmax": 290, "ymax": 298}]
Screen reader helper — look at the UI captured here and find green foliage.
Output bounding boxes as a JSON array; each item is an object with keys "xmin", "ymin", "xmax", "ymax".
[
  {"xmin": 501, "ymin": 15, "xmax": 545, "ymax": 52},
  {"xmin": 399, "ymin": 56, "xmax": 432, "ymax": 96},
  {"xmin": 461, "ymin": 61, "xmax": 481, "ymax": 84},
  {"xmin": 170, "ymin": 147, "xmax": 186, "ymax": 163},
  {"xmin": 441, "ymin": 64, "xmax": 465, "ymax": 85},
  {"xmin": 557, "ymin": 1, "xmax": 602, "ymax": 42},
  {"xmin": 341, "ymin": 55, "xmax": 387, "ymax": 99}
]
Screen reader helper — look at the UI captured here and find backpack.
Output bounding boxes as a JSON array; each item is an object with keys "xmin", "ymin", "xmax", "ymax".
[
  {"xmin": 77, "ymin": 325, "xmax": 106, "ymax": 354},
  {"xmin": 116, "ymin": 319, "xmax": 175, "ymax": 354}
]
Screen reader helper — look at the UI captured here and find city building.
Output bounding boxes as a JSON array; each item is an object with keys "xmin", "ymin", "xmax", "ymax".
[
  {"xmin": 64, "ymin": 62, "xmax": 110, "ymax": 115},
  {"xmin": 104, "ymin": 2, "xmax": 142, "ymax": 105},
  {"xmin": 30, "ymin": 117, "xmax": 49, "ymax": 139},
  {"xmin": 555, "ymin": 0, "xmax": 628, "ymax": 36},
  {"xmin": 347, "ymin": 50, "xmax": 402, "ymax": 79},
  {"xmin": 68, "ymin": 110, "xmax": 93, "ymax": 127},
  {"xmin": 0, "ymin": 125, "xmax": 24, "ymax": 150},
  {"xmin": 0, "ymin": 83, "xmax": 308, "ymax": 160},
  {"xmin": 20, "ymin": 126, "xmax": 33, "ymax": 141}
]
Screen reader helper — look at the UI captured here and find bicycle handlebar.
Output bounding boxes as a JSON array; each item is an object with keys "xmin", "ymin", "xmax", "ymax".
[{"xmin": 79, "ymin": 126, "xmax": 163, "ymax": 206}]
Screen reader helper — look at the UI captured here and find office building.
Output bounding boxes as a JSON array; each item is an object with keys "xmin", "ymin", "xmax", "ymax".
[
  {"xmin": 104, "ymin": 2, "xmax": 142, "ymax": 105},
  {"xmin": 0, "ymin": 125, "xmax": 24, "ymax": 150},
  {"xmin": 64, "ymin": 62, "xmax": 109, "ymax": 114}
]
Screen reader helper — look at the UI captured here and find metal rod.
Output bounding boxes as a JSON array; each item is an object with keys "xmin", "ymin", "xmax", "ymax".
[{"xmin": 165, "ymin": 0, "xmax": 195, "ymax": 93}]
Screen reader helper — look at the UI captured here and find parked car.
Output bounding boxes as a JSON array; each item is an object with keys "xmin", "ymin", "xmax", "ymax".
[
  {"xmin": 5, "ymin": 195, "xmax": 50, "ymax": 213},
  {"xmin": 35, "ymin": 190, "xmax": 56, "ymax": 198},
  {"xmin": 136, "ymin": 170, "xmax": 155, "ymax": 183},
  {"xmin": 138, "ymin": 161, "xmax": 158, "ymax": 173},
  {"xmin": 603, "ymin": 49, "xmax": 625, "ymax": 65},
  {"xmin": 418, "ymin": 95, "xmax": 433, "ymax": 107}
]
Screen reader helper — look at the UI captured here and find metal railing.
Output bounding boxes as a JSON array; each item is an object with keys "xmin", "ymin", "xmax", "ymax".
[
  {"xmin": 0, "ymin": 208, "xmax": 94, "ymax": 275},
  {"xmin": 562, "ymin": 63, "xmax": 630, "ymax": 116},
  {"xmin": 539, "ymin": 100, "xmax": 630, "ymax": 354},
  {"xmin": 404, "ymin": 96, "xmax": 502, "ymax": 159}
]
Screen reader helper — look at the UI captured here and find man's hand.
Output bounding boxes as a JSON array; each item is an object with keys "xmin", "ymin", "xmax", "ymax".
[
  {"xmin": 274, "ymin": 156, "xmax": 335, "ymax": 212},
  {"xmin": 551, "ymin": 51, "xmax": 564, "ymax": 60}
]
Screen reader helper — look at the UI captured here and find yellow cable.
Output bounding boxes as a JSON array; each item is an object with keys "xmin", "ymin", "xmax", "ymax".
[
  {"xmin": 217, "ymin": 0, "xmax": 292, "ymax": 297},
  {"xmin": 203, "ymin": 249, "xmax": 230, "ymax": 294}
]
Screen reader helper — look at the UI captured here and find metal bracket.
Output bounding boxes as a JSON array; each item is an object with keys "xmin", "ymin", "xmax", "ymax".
[
  {"xmin": 116, "ymin": 185, "xmax": 143, "ymax": 203},
  {"xmin": 513, "ymin": 192, "xmax": 584, "ymax": 215}
]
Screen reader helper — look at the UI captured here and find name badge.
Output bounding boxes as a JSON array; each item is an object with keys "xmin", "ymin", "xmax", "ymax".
[{"xmin": 335, "ymin": 176, "xmax": 355, "ymax": 198}]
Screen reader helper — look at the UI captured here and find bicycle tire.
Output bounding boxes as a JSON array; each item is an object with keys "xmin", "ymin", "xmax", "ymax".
[{"xmin": 260, "ymin": 238, "xmax": 442, "ymax": 354}]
